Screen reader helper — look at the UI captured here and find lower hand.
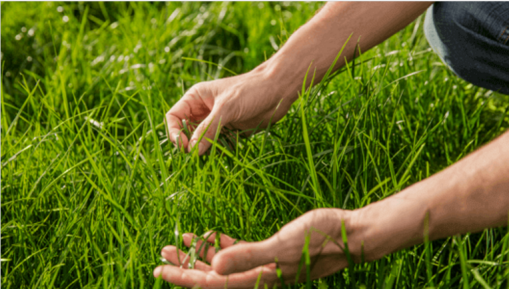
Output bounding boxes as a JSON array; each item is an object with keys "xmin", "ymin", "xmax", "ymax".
[{"xmin": 153, "ymin": 208, "xmax": 362, "ymax": 288}]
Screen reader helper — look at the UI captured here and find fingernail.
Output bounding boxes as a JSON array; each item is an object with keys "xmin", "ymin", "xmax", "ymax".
[
  {"xmin": 172, "ymin": 134, "xmax": 180, "ymax": 147},
  {"xmin": 189, "ymin": 140, "xmax": 197, "ymax": 150},
  {"xmin": 197, "ymin": 143, "xmax": 205, "ymax": 155},
  {"xmin": 161, "ymin": 246, "xmax": 170, "ymax": 257},
  {"xmin": 189, "ymin": 139, "xmax": 198, "ymax": 149},
  {"xmin": 153, "ymin": 266, "xmax": 163, "ymax": 278},
  {"xmin": 189, "ymin": 140, "xmax": 206, "ymax": 155},
  {"xmin": 182, "ymin": 233, "xmax": 192, "ymax": 243}
]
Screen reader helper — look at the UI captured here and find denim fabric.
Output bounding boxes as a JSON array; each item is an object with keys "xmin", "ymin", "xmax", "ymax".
[{"xmin": 424, "ymin": 2, "xmax": 509, "ymax": 95}]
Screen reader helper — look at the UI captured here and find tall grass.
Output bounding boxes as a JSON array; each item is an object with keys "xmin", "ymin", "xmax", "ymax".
[{"xmin": 2, "ymin": 2, "xmax": 508, "ymax": 288}]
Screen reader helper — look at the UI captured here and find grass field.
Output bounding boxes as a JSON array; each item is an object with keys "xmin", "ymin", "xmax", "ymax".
[{"xmin": 1, "ymin": 2, "xmax": 509, "ymax": 288}]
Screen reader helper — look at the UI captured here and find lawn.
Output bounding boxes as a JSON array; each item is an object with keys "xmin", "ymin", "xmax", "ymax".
[{"xmin": 1, "ymin": 2, "xmax": 508, "ymax": 288}]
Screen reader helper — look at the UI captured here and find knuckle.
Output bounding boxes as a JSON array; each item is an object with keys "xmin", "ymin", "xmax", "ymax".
[
  {"xmin": 188, "ymin": 83, "xmax": 206, "ymax": 95},
  {"xmin": 179, "ymin": 270, "xmax": 188, "ymax": 283},
  {"xmin": 220, "ymin": 101, "xmax": 233, "ymax": 113},
  {"xmin": 163, "ymin": 268, "xmax": 172, "ymax": 280},
  {"xmin": 202, "ymin": 119, "xmax": 218, "ymax": 133},
  {"xmin": 204, "ymin": 273, "xmax": 216, "ymax": 287},
  {"xmin": 215, "ymin": 102, "xmax": 233, "ymax": 123},
  {"xmin": 213, "ymin": 98, "xmax": 227, "ymax": 111}
]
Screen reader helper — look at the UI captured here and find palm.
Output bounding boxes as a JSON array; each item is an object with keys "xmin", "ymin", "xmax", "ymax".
[
  {"xmin": 154, "ymin": 232, "xmax": 278, "ymax": 289},
  {"xmin": 154, "ymin": 209, "xmax": 354, "ymax": 288}
]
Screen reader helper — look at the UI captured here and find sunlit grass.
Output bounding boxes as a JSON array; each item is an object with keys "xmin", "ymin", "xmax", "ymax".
[{"xmin": 2, "ymin": 2, "xmax": 508, "ymax": 288}]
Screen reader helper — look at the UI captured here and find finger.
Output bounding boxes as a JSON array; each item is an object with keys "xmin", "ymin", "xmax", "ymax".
[
  {"xmin": 201, "ymin": 231, "xmax": 244, "ymax": 249},
  {"xmin": 165, "ymin": 100, "xmax": 191, "ymax": 149},
  {"xmin": 153, "ymin": 264, "xmax": 278, "ymax": 289},
  {"xmin": 161, "ymin": 245, "xmax": 211, "ymax": 272},
  {"xmin": 183, "ymin": 232, "xmax": 246, "ymax": 263},
  {"xmin": 182, "ymin": 233, "xmax": 216, "ymax": 262},
  {"xmin": 211, "ymin": 237, "xmax": 278, "ymax": 275},
  {"xmin": 188, "ymin": 104, "xmax": 229, "ymax": 155}
]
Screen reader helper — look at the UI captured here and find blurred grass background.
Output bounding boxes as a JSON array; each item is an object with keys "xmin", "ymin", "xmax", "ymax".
[{"xmin": 2, "ymin": 2, "xmax": 508, "ymax": 288}]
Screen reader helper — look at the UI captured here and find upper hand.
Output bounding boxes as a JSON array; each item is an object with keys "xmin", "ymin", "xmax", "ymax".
[
  {"xmin": 153, "ymin": 208, "xmax": 362, "ymax": 288},
  {"xmin": 164, "ymin": 67, "xmax": 296, "ymax": 155}
]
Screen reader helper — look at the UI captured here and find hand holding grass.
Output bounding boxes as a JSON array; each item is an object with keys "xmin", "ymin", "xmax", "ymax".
[
  {"xmin": 164, "ymin": 69, "xmax": 297, "ymax": 155},
  {"xmin": 155, "ymin": 132, "xmax": 508, "ymax": 288},
  {"xmin": 154, "ymin": 209, "xmax": 360, "ymax": 288},
  {"xmin": 159, "ymin": 1, "xmax": 508, "ymax": 288},
  {"xmin": 165, "ymin": 2, "xmax": 433, "ymax": 155}
]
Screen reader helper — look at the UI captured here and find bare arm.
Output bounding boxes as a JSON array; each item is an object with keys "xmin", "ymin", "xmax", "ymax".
[
  {"xmin": 152, "ymin": 3, "xmax": 510, "ymax": 288},
  {"xmin": 153, "ymin": 132, "xmax": 508, "ymax": 288},
  {"xmin": 263, "ymin": 1, "xmax": 433, "ymax": 99},
  {"xmin": 165, "ymin": 2, "xmax": 432, "ymax": 154},
  {"xmin": 355, "ymin": 131, "xmax": 509, "ymax": 261}
]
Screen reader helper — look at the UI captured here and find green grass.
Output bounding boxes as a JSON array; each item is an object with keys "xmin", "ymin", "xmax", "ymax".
[{"xmin": 2, "ymin": 2, "xmax": 508, "ymax": 288}]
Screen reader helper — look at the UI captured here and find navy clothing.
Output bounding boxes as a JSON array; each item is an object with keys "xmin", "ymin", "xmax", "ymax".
[{"xmin": 424, "ymin": 2, "xmax": 509, "ymax": 95}]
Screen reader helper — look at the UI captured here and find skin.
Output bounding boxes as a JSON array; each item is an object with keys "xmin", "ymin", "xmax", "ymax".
[
  {"xmin": 157, "ymin": 2, "xmax": 509, "ymax": 288},
  {"xmin": 164, "ymin": 1, "xmax": 433, "ymax": 155}
]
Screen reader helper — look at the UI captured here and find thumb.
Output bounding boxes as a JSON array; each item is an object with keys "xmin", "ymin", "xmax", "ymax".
[
  {"xmin": 211, "ymin": 238, "xmax": 278, "ymax": 275},
  {"xmin": 188, "ymin": 105, "xmax": 227, "ymax": 155}
]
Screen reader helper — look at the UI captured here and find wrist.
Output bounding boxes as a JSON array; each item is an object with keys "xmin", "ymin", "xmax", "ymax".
[
  {"xmin": 352, "ymin": 194, "xmax": 428, "ymax": 262},
  {"xmin": 252, "ymin": 53, "xmax": 305, "ymax": 103},
  {"xmin": 327, "ymin": 208, "xmax": 366, "ymax": 264}
]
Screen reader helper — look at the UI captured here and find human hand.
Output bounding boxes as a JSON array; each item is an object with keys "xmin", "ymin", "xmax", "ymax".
[
  {"xmin": 164, "ymin": 66, "xmax": 298, "ymax": 155},
  {"xmin": 153, "ymin": 208, "xmax": 362, "ymax": 288}
]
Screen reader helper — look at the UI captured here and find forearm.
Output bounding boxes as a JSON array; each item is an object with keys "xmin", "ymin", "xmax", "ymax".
[
  {"xmin": 257, "ymin": 2, "xmax": 432, "ymax": 102},
  {"xmin": 355, "ymin": 131, "xmax": 509, "ymax": 261}
]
